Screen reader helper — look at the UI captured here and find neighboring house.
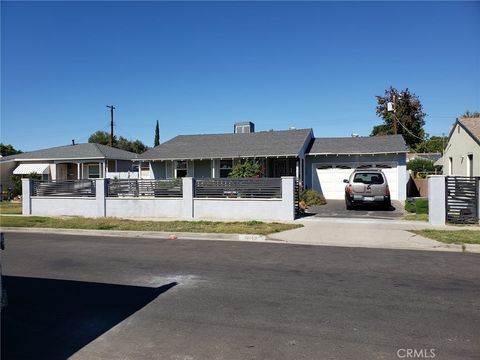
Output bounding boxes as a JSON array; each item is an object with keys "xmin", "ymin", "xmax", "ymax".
[
  {"xmin": 438, "ymin": 117, "xmax": 480, "ymax": 176},
  {"xmin": 137, "ymin": 122, "xmax": 408, "ymax": 201},
  {"xmin": 0, "ymin": 143, "xmax": 138, "ymax": 188},
  {"xmin": 407, "ymin": 152, "xmax": 442, "ymax": 163}
]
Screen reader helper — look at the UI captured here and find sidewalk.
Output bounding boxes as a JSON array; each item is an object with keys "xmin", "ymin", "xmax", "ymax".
[
  {"xmin": 269, "ymin": 217, "xmax": 480, "ymax": 253},
  {"xmin": 2, "ymin": 217, "xmax": 479, "ymax": 254}
]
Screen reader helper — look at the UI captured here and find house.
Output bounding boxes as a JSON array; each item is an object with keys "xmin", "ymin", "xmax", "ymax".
[
  {"xmin": 0, "ymin": 143, "xmax": 138, "ymax": 189},
  {"xmin": 407, "ymin": 152, "xmax": 442, "ymax": 163},
  {"xmin": 437, "ymin": 117, "xmax": 480, "ymax": 176},
  {"xmin": 137, "ymin": 122, "xmax": 408, "ymax": 201}
]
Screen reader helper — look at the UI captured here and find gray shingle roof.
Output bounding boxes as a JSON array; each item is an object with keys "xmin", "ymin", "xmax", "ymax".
[
  {"xmin": 139, "ymin": 129, "xmax": 313, "ymax": 160},
  {"xmin": 0, "ymin": 143, "xmax": 137, "ymax": 162},
  {"xmin": 307, "ymin": 135, "xmax": 408, "ymax": 155},
  {"xmin": 458, "ymin": 117, "xmax": 480, "ymax": 144}
]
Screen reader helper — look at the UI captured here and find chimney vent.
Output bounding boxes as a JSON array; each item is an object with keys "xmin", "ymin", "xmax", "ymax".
[
  {"xmin": 72, "ymin": 139, "xmax": 75, "ymax": 145},
  {"xmin": 234, "ymin": 122, "xmax": 255, "ymax": 134}
]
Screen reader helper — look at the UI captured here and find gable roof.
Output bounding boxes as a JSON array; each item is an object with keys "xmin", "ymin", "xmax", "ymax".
[
  {"xmin": 138, "ymin": 128, "xmax": 313, "ymax": 161},
  {"xmin": 307, "ymin": 135, "xmax": 408, "ymax": 155},
  {"xmin": 456, "ymin": 117, "xmax": 480, "ymax": 145},
  {"xmin": 0, "ymin": 143, "xmax": 137, "ymax": 163}
]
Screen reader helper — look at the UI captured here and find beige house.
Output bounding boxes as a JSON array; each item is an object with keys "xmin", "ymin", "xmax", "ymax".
[{"xmin": 438, "ymin": 117, "xmax": 480, "ymax": 176}]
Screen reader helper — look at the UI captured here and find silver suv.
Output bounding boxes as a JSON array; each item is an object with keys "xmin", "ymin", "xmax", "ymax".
[{"xmin": 344, "ymin": 169, "xmax": 391, "ymax": 210}]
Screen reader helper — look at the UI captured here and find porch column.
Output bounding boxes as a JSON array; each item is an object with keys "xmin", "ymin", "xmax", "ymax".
[
  {"xmin": 98, "ymin": 162, "xmax": 102, "ymax": 178},
  {"xmin": 103, "ymin": 161, "xmax": 107, "ymax": 178},
  {"xmin": 77, "ymin": 163, "xmax": 81, "ymax": 180},
  {"xmin": 211, "ymin": 160, "xmax": 215, "ymax": 178},
  {"xmin": 295, "ymin": 159, "xmax": 299, "ymax": 179}
]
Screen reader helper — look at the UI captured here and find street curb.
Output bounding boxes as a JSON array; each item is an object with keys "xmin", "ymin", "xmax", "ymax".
[{"xmin": 0, "ymin": 227, "xmax": 273, "ymax": 243}]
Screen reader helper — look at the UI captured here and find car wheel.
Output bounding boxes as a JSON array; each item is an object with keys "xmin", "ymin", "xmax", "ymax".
[
  {"xmin": 384, "ymin": 199, "xmax": 391, "ymax": 210},
  {"xmin": 345, "ymin": 198, "xmax": 353, "ymax": 210}
]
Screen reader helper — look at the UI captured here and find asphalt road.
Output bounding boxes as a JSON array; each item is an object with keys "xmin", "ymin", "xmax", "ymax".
[
  {"xmin": 1, "ymin": 232, "xmax": 479, "ymax": 360},
  {"xmin": 308, "ymin": 199, "xmax": 405, "ymax": 219}
]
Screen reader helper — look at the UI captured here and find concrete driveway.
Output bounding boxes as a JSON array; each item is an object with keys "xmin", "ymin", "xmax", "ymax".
[{"xmin": 307, "ymin": 199, "xmax": 405, "ymax": 219}]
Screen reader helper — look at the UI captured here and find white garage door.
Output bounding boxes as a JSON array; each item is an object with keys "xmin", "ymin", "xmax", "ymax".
[{"xmin": 314, "ymin": 163, "xmax": 399, "ymax": 200}]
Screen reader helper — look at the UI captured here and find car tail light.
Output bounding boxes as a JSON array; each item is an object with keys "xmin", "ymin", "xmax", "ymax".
[
  {"xmin": 346, "ymin": 184, "xmax": 353, "ymax": 194},
  {"xmin": 385, "ymin": 185, "xmax": 390, "ymax": 196}
]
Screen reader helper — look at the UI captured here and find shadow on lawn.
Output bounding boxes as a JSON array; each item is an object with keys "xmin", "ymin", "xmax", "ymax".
[{"xmin": 1, "ymin": 276, "xmax": 176, "ymax": 360}]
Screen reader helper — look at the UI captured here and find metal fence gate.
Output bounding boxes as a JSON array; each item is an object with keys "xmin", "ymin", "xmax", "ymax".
[
  {"xmin": 294, "ymin": 178, "xmax": 300, "ymax": 214},
  {"xmin": 445, "ymin": 176, "xmax": 479, "ymax": 224}
]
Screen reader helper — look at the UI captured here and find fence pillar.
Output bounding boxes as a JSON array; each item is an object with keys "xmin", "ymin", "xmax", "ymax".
[
  {"xmin": 281, "ymin": 176, "xmax": 295, "ymax": 221},
  {"xmin": 95, "ymin": 179, "xmax": 107, "ymax": 217},
  {"xmin": 22, "ymin": 179, "xmax": 32, "ymax": 215},
  {"xmin": 428, "ymin": 175, "xmax": 446, "ymax": 225},
  {"xmin": 182, "ymin": 177, "xmax": 194, "ymax": 219}
]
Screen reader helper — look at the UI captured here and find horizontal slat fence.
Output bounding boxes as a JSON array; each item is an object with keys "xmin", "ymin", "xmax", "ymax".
[
  {"xmin": 445, "ymin": 176, "xmax": 479, "ymax": 224},
  {"xmin": 107, "ymin": 179, "xmax": 183, "ymax": 198},
  {"xmin": 32, "ymin": 180, "xmax": 96, "ymax": 197},
  {"xmin": 195, "ymin": 178, "xmax": 282, "ymax": 199}
]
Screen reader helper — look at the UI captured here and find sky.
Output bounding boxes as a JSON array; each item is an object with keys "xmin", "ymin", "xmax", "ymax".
[{"xmin": 1, "ymin": 1, "xmax": 479, "ymax": 151}]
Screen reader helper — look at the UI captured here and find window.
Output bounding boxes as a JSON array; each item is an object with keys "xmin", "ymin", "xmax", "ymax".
[
  {"xmin": 107, "ymin": 160, "xmax": 116, "ymax": 172},
  {"xmin": 88, "ymin": 164, "xmax": 100, "ymax": 179},
  {"xmin": 353, "ymin": 173, "xmax": 384, "ymax": 185},
  {"xmin": 467, "ymin": 154, "xmax": 473, "ymax": 177},
  {"xmin": 449, "ymin": 157, "xmax": 453, "ymax": 175},
  {"xmin": 220, "ymin": 159, "xmax": 233, "ymax": 178},
  {"xmin": 175, "ymin": 160, "xmax": 187, "ymax": 178}
]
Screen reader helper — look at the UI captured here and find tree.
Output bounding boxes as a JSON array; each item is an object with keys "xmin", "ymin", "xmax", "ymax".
[
  {"xmin": 88, "ymin": 131, "xmax": 115, "ymax": 145},
  {"xmin": 414, "ymin": 136, "xmax": 448, "ymax": 153},
  {"xmin": 371, "ymin": 87, "xmax": 427, "ymax": 148},
  {"xmin": 154, "ymin": 120, "xmax": 160, "ymax": 147},
  {"xmin": 461, "ymin": 110, "xmax": 480, "ymax": 118},
  {"xmin": 117, "ymin": 136, "xmax": 148, "ymax": 154},
  {"xmin": 228, "ymin": 160, "xmax": 263, "ymax": 178},
  {"xmin": 0, "ymin": 143, "xmax": 22, "ymax": 156},
  {"xmin": 88, "ymin": 131, "xmax": 148, "ymax": 154}
]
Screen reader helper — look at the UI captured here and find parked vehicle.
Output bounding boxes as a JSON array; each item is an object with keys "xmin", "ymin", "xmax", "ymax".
[{"xmin": 344, "ymin": 169, "xmax": 391, "ymax": 210}]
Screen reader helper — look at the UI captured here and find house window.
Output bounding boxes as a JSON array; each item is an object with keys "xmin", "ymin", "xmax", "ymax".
[
  {"xmin": 175, "ymin": 161, "xmax": 187, "ymax": 178},
  {"xmin": 220, "ymin": 159, "xmax": 233, "ymax": 178},
  {"xmin": 88, "ymin": 164, "xmax": 100, "ymax": 179},
  {"xmin": 449, "ymin": 157, "xmax": 453, "ymax": 175},
  {"xmin": 107, "ymin": 160, "xmax": 116, "ymax": 172},
  {"xmin": 467, "ymin": 154, "xmax": 473, "ymax": 177}
]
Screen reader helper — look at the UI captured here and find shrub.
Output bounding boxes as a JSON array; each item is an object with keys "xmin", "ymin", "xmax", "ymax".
[
  {"xmin": 405, "ymin": 199, "xmax": 416, "ymax": 213},
  {"xmin": 300, "ymin": 189, "xmax": 326, "ymax": 207},
  {"xmin": 228, "ymin": 160, "xmax": 262, "ymax": 178},
  {"xmin": 415, "ymin": 198, "xmax": 429, "ymax": 214},
  {"xmin": 405, "ymin": 198, "xmax": 428, "ymax": 214}
]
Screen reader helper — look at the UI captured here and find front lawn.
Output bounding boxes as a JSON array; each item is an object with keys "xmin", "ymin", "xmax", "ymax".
[
  {"xmin": 0, "ymin": 215, "xmax": 302, "ymax": 235},
  {"xmin": 403, "ymin": 213, "xmax": 428, "ymax": 222},
  {"xmin": 411, "ymin": 229, "xmax": 480, "ymax": 245},
  {"xmin": 0, "ymin": 202, "xmax": 22, "ymax": 215}
]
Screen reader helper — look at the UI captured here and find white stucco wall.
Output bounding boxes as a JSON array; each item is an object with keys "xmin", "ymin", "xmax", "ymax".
[
  {"xmin": 31, "ymin": 197, "xmax": 97, "ymax": 216},
  {"xmin": 105, "ymin": 198, "xmax": 183, "ymax": 218}
]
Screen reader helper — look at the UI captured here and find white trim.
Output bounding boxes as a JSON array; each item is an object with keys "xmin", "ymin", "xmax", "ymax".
[{"xmin": 309, "ymin": 151, "xmax": 408, "ymax": 156}]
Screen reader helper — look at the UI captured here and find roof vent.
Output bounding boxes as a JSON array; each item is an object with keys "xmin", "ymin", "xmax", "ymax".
[
  {"xmin": 72, "ymin": 139, "xmax": 75, "ymax": 145},
  {"xmin": 351, "ymin": 133, "xmax": 359, "ymax": 138},
  {"xmin": 234, "ymin": 122, "xmax": 255, "ymax": 134}
]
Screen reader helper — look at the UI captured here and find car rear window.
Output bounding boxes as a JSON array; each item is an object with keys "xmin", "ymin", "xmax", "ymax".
[{"xmin": 353, "ymin": 173, "xmax": 384, "ymax": 185}]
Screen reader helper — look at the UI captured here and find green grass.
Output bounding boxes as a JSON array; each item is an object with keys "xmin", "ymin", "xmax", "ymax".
[
  {"xmin": 0, "ymin": 215, "xmax": 302, "ymax": 235},
  {"xmin": 411, "ymin": 229, "xmax": 480, "ymax": 245},
  {"xmin": 0, "ymin": 202, "xmax": 22, "ymax": 215},
  {"xmin": 403, "ymin": 213, "xmax": 429, "ymax": 222}
]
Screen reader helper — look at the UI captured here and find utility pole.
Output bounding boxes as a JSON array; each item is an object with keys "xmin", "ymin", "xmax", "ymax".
[
  {"xmin": 392, "ymin": 93, "xmax": 398, "ymax": 135},
  {"xmin": 106, "ymin": 105, "xmax": 115, "ymax": 146}
]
